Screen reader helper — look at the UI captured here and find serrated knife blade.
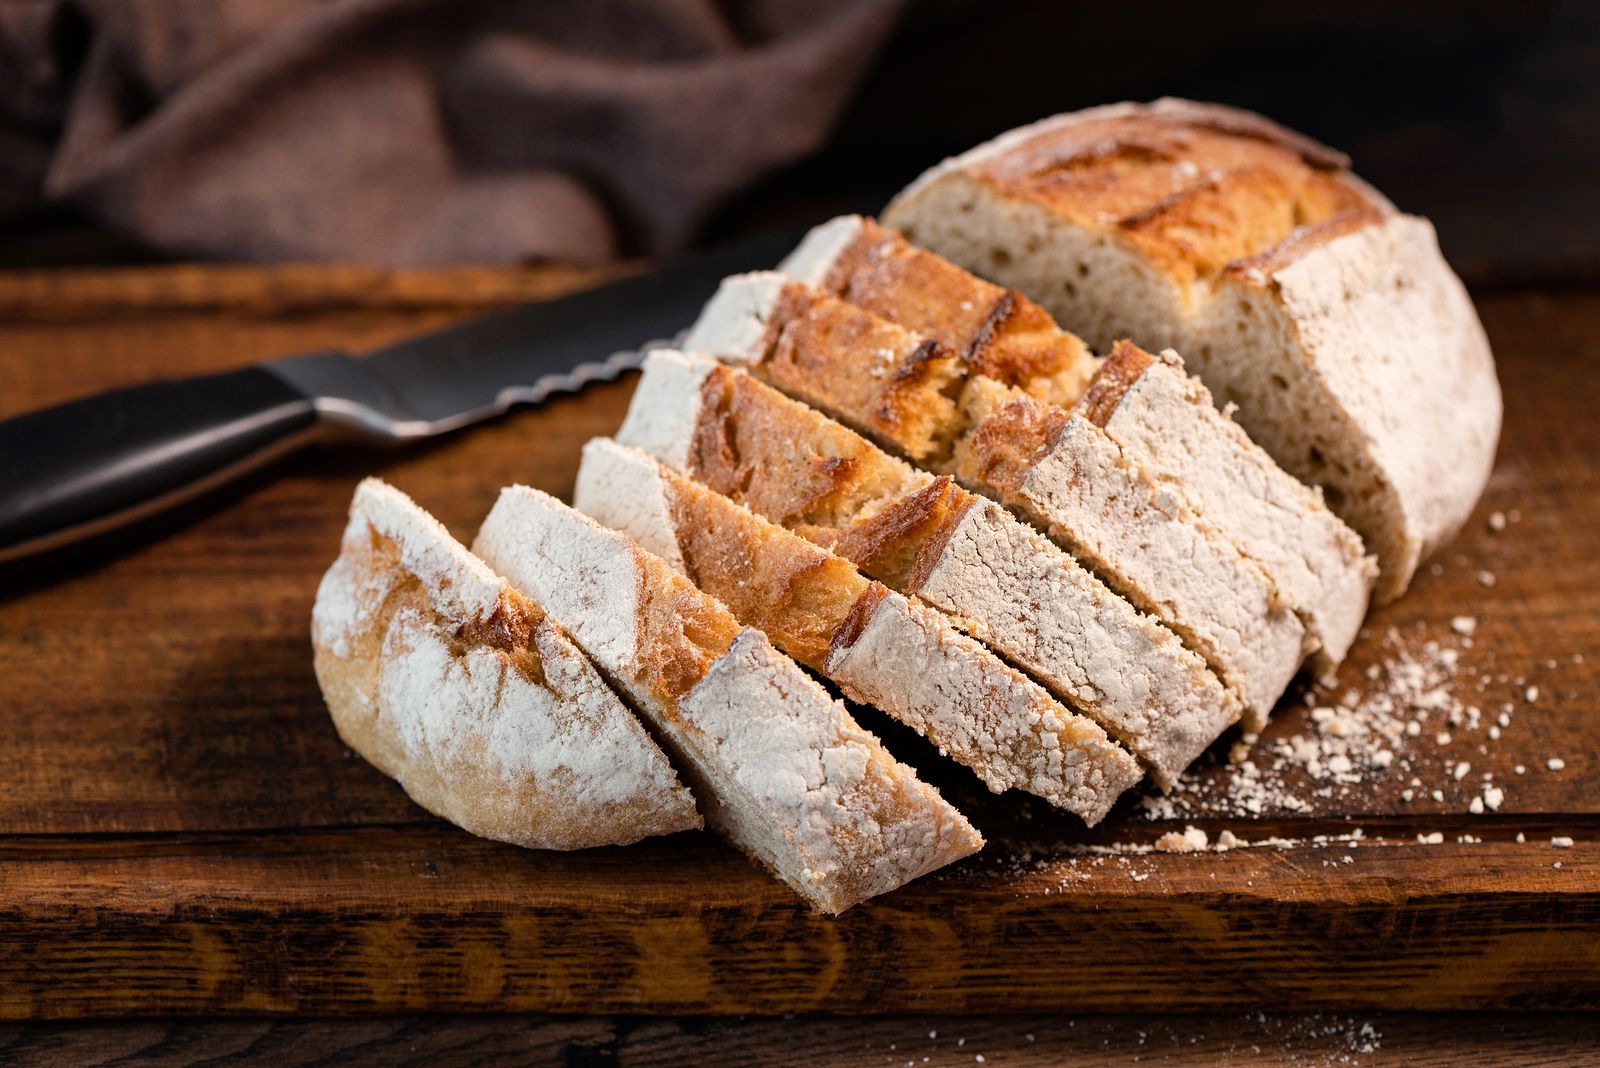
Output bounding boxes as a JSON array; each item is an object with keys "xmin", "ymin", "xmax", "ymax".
[{"xmin": 0, "ymin": 225, "xmax": 806, "ymax": 564}]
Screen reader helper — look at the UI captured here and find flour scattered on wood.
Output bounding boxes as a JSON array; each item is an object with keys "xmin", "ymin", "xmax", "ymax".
[{"xmin": 1139, "ymin": 623, "xmax": 1539, "ymax": 822}]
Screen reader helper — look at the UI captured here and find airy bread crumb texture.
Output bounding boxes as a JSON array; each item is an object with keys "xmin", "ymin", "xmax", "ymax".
[
  {"xmin": 473, "ymin": 484, "xmax": 981, "ymax": 913},
  {"xmin": 954, "ymin": 379, "xmax": 1306, "ymax": 729},
  {"xmin": 310, "ymin": 478, "xmax": 700, "ymax": 850},
  {"xmin": 1079, "ymin": 342, "xmax": 1376, "ymax": 669}
]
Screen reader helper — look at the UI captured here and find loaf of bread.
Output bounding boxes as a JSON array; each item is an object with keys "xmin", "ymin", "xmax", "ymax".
[
  {"xmin": 311, "ymin": 478, "xmax": 701, "ymax": 850},
  {"xmin": 617, "ymin": 349, "xmax": 1239, "ymax": 787},
  {"xmin": 306, "ymin": 100, "xmax": 1501, "ymax": 910},
  {"xmin": 576, "ymin": 437, "xmax": 1142, "ymax": 821},
  {"xmin": 472, "ymin": 485, "xmax": 983, "ymax": 913},
  {"xmin": 884, "ymin": 98, "xmax": 1501, "ymax": 601}
]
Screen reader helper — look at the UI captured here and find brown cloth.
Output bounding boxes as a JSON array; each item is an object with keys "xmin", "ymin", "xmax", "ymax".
[{"xmin": 0, "ymin": 0, "xmax": 906, "ymax": 264}]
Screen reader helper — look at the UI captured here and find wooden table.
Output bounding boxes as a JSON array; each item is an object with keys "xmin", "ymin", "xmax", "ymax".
[{"xmin": 0, "ymin": 265, "xmax": 1596, "ymax": 1060}]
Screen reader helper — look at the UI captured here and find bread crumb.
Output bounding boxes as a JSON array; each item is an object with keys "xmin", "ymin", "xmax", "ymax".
[
  {"xmin": 1418, "ymin": 832, "xmax": 1444, "ymax": 845},
  {"xmin": 1454, "ymin": 762, "xmax": 1471, "ymax": 781},
  {"xmin": 1154, "ymin": 826, "xmax": 1209, "ymax": 852},
  {"xmin": 1450, "ymin": 616, "xmax": 1477, "ymax": 636},
  {"xmin": 1487, "ymin": 511, "xmax": 1506, "ymax": 532},
  {"xmin": 1525, "ymin": 685, "xmax": 1539, "ymax": 702},
  {"xmin": 1484, "ymin": 786, "xmax": 1504, "ymax": 811},
  {"xmin": 1476, "ymin": 570, "xmax": 1497, "ymax": 587},
  {"xmin": 1549, "ymin": 758, "xmax": 1567, "ymax": 771},
  {"xmin": 1468, "ymin": 796, "xmax": 1484, "ymax": 814},
  {"xmin": 1552, "ymin": 836, "xmax": 1574, "ymax": 849},
  {"xmin": 1517, "ymin": 832, "xmax": 1526, "ymax": 843}
]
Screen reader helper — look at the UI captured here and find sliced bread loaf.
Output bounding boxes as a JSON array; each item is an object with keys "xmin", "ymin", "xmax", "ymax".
[
  {"xmin": 780, "ymin": 216, "xmax": 1375, "ymax": 669},
  {"xmin": 617, "ymin": 349, "xmax": 1239, "ymax": 787},
  {"xmin": 576, "ymin": 437, "xmax": 1142, "ymax": 822},
  {"xmin": 682, "ymin": 277, "xmax": 1305, "ymax": 727},
  {"xmin": 311, "ymin": 478, "xmax": 700, "ymax": 850},
  {"xmin": 883, "ymin": 98, "xmax": 1501, "ymax": 601},
  {"xmin": 472, "ymin": 485, "xmax": 982, "ymax": 913}
]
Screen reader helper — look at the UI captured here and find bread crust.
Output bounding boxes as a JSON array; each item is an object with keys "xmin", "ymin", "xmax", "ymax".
[
  {"xmin": 473, "ymin": 484, "xmax": 982, "ymax": 913},
  {"xmin": 310, "ymin": 479, "xmax": 700, "ymax": 851},
  {"xmin": 1218, "ymin": 214, "xmax": 1502, "ymax": 600},
  {"xmin": 780, "ymin": 216, "xmax": 1098, "ymax": 405},
  {"xmin": 889, "ymin": 98, "xmax": 1380, "ymax": 292},
  {"xmin": 684, "ymin": 272, "xmax": 966, "ymax": 461},
  {"xmin": 576, "ymin": 439, "xmax": 1142, "ymax": 821}
]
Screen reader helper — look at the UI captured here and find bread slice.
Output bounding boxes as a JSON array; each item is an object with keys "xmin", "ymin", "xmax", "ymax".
[
  {"xmin": 576, "ymin": 437, "xmax": 1142, "ymax": 822},
  {"xmin": 883, "ymin": 98, "xmax": 1502, "ymax": 601},
  {"xmin": 779, "ymin": 214, "xmax": 1099, "ymax": 406},
  {"xmin": 472, "ymin": 485, "xmax": 982, "ymax": 913},
  {"xmin": 682, "ymin": 277, "xmax": 1305, "ymax": 727},
  {"xmin": 954, "ymin": 376, "xmax": 1306, "ymax": 729},
  {"xmin": 310, "ymin": 478, "xmax": 700, "ymax": 850},
  {"xmin": 1077, "ymin": 342, "xmax": 1376, "ymax": 669},
  {"xmin": 617, "ymin": 349, "xmax": 1239, "ymax": 787},
  {"xmin": 781, "ymin": 216, "xmax": 1374, "ymax": 669}
]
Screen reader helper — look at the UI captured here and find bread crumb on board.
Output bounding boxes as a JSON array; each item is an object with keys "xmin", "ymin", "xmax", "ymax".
[
  {"xmin": 946, "ymin": 609, "xmax": 1566, "ymax": 894},
  {"xmin": 1138, "ymin": 619, "xmax": 1547, "ymax": 825}
]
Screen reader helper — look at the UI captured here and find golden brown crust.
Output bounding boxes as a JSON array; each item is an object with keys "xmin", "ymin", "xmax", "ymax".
[
  {"xmin": 684, "ymin": 364, "xmax": 982, "ymax": 600},
  {"xmin": 689, "ymin": 364, "xmax": 918, "ymax": 530},
  {"xmin": 1220, "ymin": 206, "xmax": 1387, "ymax": 283},
  {"xmin": 662, "ymin": 474, "xmax": 870, "ymax": 669},
  {"xmin": 634, "ymin": 574, "xmax": 742, "ymax": 709},
  {"xmin": 825, "ymin": 476, "xmax": 975, "ymax": 595},
  {"xmin": 827, "ymin": 582, "xmax": 889, "ymax": 662},
  {"xmin": 759, "ymin": 283, "xmax": 966, "ymax": 460},
  {"xmin": 953, "ymin": 379, "xmax": 1071, "ymax": 497},
  {"xmin": 1138, "ymin": 99, "xmax": 1352, "ymax": 169},
  {"xmin": 813, "ymin": 218, "xmax": 1094, "ymax": 403},
  {"xmin": 1073, "ymin": 340, "xmax": 1156, "ymax": 428},
  {"xmin": 963, "ymin": 110, "xmax": 1379, "ymax": 286}
]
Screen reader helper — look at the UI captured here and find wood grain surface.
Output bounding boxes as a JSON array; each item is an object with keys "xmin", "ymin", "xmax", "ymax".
[
  {"xmin": 5, "ymin": 1011, "xmax": 1599, "ymax": 1066},
  {"xmin": 0, "ymin": 266, "xmax": 1596, "ymax": 1020}
]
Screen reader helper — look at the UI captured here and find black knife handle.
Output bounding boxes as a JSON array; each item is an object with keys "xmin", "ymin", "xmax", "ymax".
[{"xmin": 0, "ymin": 367, "xmax": 319, "ymax": 562}]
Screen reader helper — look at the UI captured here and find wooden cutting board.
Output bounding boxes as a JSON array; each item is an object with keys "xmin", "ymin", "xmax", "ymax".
[{"xmin": 1, "ymin": 266, "xmax": 1595, "ymax": 1020}]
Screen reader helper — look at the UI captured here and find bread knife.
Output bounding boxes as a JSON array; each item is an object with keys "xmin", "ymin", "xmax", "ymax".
[{"xmin": 0, "ymin": 226, "xmax": 805, "ymax": 564}]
